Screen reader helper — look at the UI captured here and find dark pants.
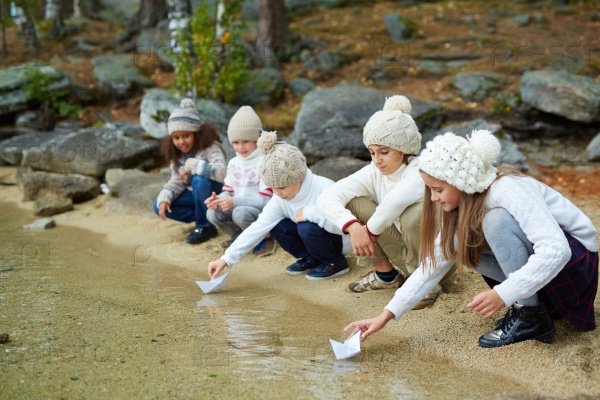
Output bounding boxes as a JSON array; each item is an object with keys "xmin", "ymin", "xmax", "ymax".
[
  {"xmin": 153, "ymin": 175, "xmax": 223, "ymax": 228},
  {"xmin": 270, "ymin": 219, "xmax": 345, "ymax": 264}
]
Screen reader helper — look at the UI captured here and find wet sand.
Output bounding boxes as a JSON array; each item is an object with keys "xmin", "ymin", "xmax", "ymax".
[{"xmin": 1, "ymin": 166, "xmax": 599, "ymax": 399}]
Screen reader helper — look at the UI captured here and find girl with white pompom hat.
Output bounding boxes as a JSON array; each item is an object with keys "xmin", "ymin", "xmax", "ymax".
[
  {"xmin": 318, "ymin": 95, "xmax": 453, "ymax": 308},
  {"xmin": 345, "ymin": 129, "xmax": 599, "ymax": 349}
]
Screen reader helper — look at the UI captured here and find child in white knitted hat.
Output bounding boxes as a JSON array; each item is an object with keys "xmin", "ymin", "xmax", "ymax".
[
  {"xmin": 317, "ymin": 95, "xmax": 453, "ymax": 308},
  {"xmin": 153, "ymin": 98, "xmax": 226, "ymax": 245},
  {"xmin": 345, "ymin": 130, "xmax": 598, "ymax": 348},
  {"xmin": 204, "ymin": 105, "xmax": 276, "ymax": 257},
  {"xmin": 208, "ymin": 131, "xmax": 352, "ymax": 281}
]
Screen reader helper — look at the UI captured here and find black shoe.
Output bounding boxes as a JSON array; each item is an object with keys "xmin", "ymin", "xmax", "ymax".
[
  {"xmin": 186, "ymin": 226, "xmax": 217, "ymax": 245},
  {"xmin": 305, "ymin": 259, "xmax": 350, "ymax": 281},
  {"xmin": 285, "ymin": 256, "xmax": 321, "ymax": 275},
  {"xmin": 479, "ymin": 303, "xmax": 556, "ymax": 348}
]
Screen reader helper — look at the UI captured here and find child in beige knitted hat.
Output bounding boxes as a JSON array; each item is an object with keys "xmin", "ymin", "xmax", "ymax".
[
  {"xmin": 153, "ymin": 98, "xmax": 226, "ymax": 245},
  {"xmin": 204, "ymin": 105, "xmax": 276, "ymax": 257},
  {"xmin": 208, "ymin": 131, "xmax": 352, "ymax": 281},
  {"xmin": 317, "ymin": 95, "xmax": 453, "ymax": 308}
]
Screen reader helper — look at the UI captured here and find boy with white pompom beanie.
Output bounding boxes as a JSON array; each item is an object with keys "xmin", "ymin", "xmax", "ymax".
[
  {"xmin": 345, "ymin": 129, "xmax": 598, "ymax": 349},
  {"xmin": 318, "ymin": 95, "xmax": 454, "ymax": 306}
]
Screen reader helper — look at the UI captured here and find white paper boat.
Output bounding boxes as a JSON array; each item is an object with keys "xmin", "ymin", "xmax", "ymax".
[
  {"xmin": 195, "ymin": 273, "xmax": 228, "ymax": 294},
  {"xmin": 329, "ymin": 331, "xmax": 361, "ymax": 360}
]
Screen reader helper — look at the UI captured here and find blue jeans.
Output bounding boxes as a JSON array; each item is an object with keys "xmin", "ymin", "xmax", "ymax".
[
  {"xmin": 153, "ymin": 175, "xmax": 223, "ymax": 228},
  {"xmin": 270, "ymin": 219, "xmax": 345, "ymax": 264}
]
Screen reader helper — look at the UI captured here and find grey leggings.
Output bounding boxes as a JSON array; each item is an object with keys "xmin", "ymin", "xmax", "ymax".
[
  {"xmin": 206, "ymin": 205, "xmax": 262, "ymax": 239},
  {"xmin": 475, "ymin": 207, "xmax": 539, "ymax": 306}
]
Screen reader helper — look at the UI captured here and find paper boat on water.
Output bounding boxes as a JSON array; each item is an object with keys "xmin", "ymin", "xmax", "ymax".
[
  {"xmin": 329, "ymin": 331, "xmax": 361, "ymax": 360},
  {"xmin": 195, "ymin": 273, "xmax": 228, "ymax": 294}
]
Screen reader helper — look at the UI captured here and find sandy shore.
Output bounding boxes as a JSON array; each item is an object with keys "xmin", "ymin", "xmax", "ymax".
[{"xmin": 1, "ymin": 165, "xmax": 599, "ymax": 399}]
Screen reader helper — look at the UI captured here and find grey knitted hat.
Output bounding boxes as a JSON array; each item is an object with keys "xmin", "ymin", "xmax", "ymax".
[
  {"xmin": 227, "ymin": 106, "xmax": 262, "ymax": 143},
  {"xmin": 258, "ymin": 131, "xmax": 307, "ymax": 188},
  {"xmin": 419, "ymin": 130, "xmax": 501, "ymax": 194},
  {"xmin": 363, "ymin": 95, "xmax": 422, "ymax": 155},
  {"xmin": 168, "ymin": 98, "xmax": 202, "ymax": 134}
]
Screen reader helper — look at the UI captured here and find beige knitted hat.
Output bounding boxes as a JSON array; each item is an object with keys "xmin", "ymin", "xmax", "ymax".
[
  {"xmin": 168, "ymin": 98, "xmax": 202, "ymax": 134},
  {"xmin": 258, "ymin": 131, "xmax": 307, "ymax": 188},
  {"xmin": 419, "ymin": 130, "xmax": 501, "ymax": 194},
  {"xmin": 227, "ymin": 106, "xmax": 263, "ymax": 143},
  {"xmin": 363, "ymin": 95, "xmax": 422, "ymax": 155}
]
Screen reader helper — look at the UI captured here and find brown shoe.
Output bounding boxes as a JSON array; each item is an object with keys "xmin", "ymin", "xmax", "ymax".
[
  {"xmin": 412, "ymin": 284, "xmax": 442, "ymax": 310},
  {"xmin": 254, "ymin": 238, "xmax": 277, "ymax": 257},
  {"xmin": 219, "ymin": 239, "xmax": 232, "ymax": 249}
]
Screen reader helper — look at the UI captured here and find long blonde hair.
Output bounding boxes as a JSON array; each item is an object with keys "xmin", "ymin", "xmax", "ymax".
[{"xmin": 419, "ymin": 165, "xmax": 525, "ymax": 270}]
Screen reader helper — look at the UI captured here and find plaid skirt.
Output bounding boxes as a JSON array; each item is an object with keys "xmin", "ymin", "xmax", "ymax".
[{"xmin": 543, "ymin": 232, "xmax": 598, "ymax": 331}]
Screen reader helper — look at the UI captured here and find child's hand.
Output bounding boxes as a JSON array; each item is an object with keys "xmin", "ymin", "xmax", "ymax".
[
  {"xmin": 468, "ymin": 289, "xmax": 505, "ymax": 319},
  {"xmin": 204, "ymin": 192, "xmax": 219, "ymax": 210},
  {"xmin": 347, "ymin": 223, "xmax": 377, "ymax": 257},
  {"xmin": 216, "ymin": 197, "xmax": 234, "ymax": 211},
  {"xmin": 344, "ymin": 310, "xmax": 395, "ymax": 342},
  {"xmin": 158, "ymin": 202, "xmax": 171, "ymax": 221},
  {"xmin": 208, "ymin": 259, "xmax": 227, "ymax": 279},
  {"xmin": 295, "ymin": 207, "xmax": 304, "ymax": 222},
  {"xmin": 179, "ymin": 169, "xmax": 187, "ymax": 181}
]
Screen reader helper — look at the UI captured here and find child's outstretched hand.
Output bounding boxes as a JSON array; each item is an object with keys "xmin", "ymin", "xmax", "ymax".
[
  {"xmin": 204, "ymin": 192, "xmax": 219, "ymax": 210},
  {"xmin": 158, "ymin": 202, "xmax": 171, "ymax": 221},
  {"xmin": 208, "ymin": 259, "xmax": 227, "ymax": 279},
  {"xmin": 468, "ymin": 289, "xmax": 504, "ymax": 319},
  {"xmin": 344, "ymin": 310, "xmax": 395, "ymax": 342}
]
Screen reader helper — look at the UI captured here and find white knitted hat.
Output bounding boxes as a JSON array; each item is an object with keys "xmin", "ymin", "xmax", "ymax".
[
  {"xmin": 227, "ymin": 105, "xmax": 263, "ymax": 143},
  {"xmin": 363, "ymin": 95, "xmax": 422, "ymax": 155},
  {"xmin": 258, "ymin": 131, "xmax": 307, "ymax": 188},
  {"xmin": 168, "ymin": 98, "xmax": 202, "ymax": 134},
  {"xmin": 419, "ymin": 130, "xmax": 501, "ymax": 194}
]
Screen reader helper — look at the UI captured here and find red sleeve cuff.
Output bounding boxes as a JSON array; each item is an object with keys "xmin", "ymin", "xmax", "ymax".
[
  {"xmin": 366, "ymin": 225, "xmax": 381, "ymax": 237},
  {"xmin": 341, "ymin": 219, "xmax": 360, "ymax": 235}
]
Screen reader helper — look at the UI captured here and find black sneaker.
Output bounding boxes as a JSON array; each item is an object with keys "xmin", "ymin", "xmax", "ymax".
[
  {"xmin": 479, "ymin": 303, "xmax": 556, "ymax": 348},
  {"xmin": 285, "ymin": 256, "xmax": 320, "ymax": 275},
  {"xmin": 186, "ymin": 226, "xmax": 217, "ymax": 245},
  {"xmin": 306, "ymin": 259, "xmax": 350, "ymax": 281}
]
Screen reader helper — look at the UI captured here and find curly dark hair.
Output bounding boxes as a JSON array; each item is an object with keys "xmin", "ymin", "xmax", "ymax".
[{"xmin": 161, "ymin": 124, "xmax": 222, "ymax": 163}]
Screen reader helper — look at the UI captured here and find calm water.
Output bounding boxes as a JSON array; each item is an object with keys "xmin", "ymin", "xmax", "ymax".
[{"xmin": 0, "ymin": 201, "xmax": 524, "ymax": 399}]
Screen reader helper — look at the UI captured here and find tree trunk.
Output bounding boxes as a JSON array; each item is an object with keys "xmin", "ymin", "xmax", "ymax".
[
  {"xmin": 138, "ymin": 0, "xmax": 168, "ymax": 28},
  {"xmin": 167, "ymin": 0, "xmax": 194, "ymax": 96},
  {"xmin": 21, "ymin": 10, "xmax": 40, "ymax": 55},
  {"xmin": 1, "ymin": 1, "xmax": 6, "ymax": 56},
  {"xmin": 256, "ymin": 0, "xmax": 287, "ymax": 68},
  {"xmin": 45, "ymin": 0, "xmax": 63, "ymax": 38}
]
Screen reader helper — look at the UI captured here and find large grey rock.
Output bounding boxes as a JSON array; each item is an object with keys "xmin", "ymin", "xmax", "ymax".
[
  {"xmin": 33, "ymin": 196, "xmax": 73, "ymax": 217},
  {"xmin": 92, "ymin": 54, "xmax": 153, "ymax": 99},
  {"xmin": 17, "ymin": 170, "xmax": 101, "ymax": 202},
  {"xmin": 289, "ymin": 78, "xmax": 315, "ymax": 97},
  {"xmin": 105, "ymin": 168, "xmax": 171, "ymax": 217},
  {"xmin": 0, "ymin": 129, "xmax": 70, "ymax": 165},
  {"xmin": 0, "ymin": 64, "xmax": 71, "ymax": 117},
  {"xmin": 235, "ymin": 68, "xmax": 285, "ymax": 106},
  {"xmin": 19, "ymin": 126, "xmax": 161, "ymax": 178},
  {"xmin": 310, "ymin": 157, "xmax": 369, "ymax": 182},
  {"xmin": 429, "ymin": 119, "xmax": 528, "ymax": 171},
  {"xmin": 453, "ymin": 72, "xmax": 505, "ymax": 101},
  {"xmin": 139, "ymin": 88, "xmax": 238, "ymax": 150},
  {"xmin": 587, "ymin": 132, "xmax": 600, "ymax": 162},
  {"xmin": 520, "ymin": 70, "xmax": 600, "ymax": 123},
  {"xmin": 289, "ymin": 84, "xmax": 443, "ymax": 164}
]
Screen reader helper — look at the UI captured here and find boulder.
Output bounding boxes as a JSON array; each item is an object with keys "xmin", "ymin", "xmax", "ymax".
[
  {"xmin": 92, "ymin": 54, "xmax": 153, "ymax": 100},
  {"xmin": 383, "ymin": 13, "xmax": 416, "ymax": 43},
  {"xmin": 105, "ymin": 168, "xmax": 171, "ymax": 217},
  {"xmin": 310, "ymin": 157, "xmax": 369, "ymax": 182},
  {"xmin": 17, "ymin": 170, "xmax": 101, "ymax": 202},
  {"xmin": 0, "ymin": 64, "xmax": 71, "ymax": 117},
  {"xmin": 235, "ymin": 68, "xmax": 285, "ymax": 106},
  {"xmin": 288, "ymin": 83, "xmax": 443, "ymax": 164},
  {"xmin": 33, "ymin": 196, "xmax": 73, "ymax": 217},
  {"xmin": 0, "ymin": 129, "xmax": 70, "ymax": 165},
  {"xmin": 452, "ymin": 72, "xmax": 505, "ymax": 101},
  {"xmin": 520, "ymin": 70, "xmax": 600, "ymax": 123},
  {"xmin": 19, "ymin": 126, "xmax": 161, "ymax": 178}
]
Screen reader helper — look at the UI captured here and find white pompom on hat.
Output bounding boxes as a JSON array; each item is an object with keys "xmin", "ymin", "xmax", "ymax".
[
  {"xmin": 419, "ymin": 129, "xmax": 501, "ymax": 194},
  {"xmin": 258, "ymin": 131, "xmax": 307, "ymax": 188},
  {"xmin": 167, "ymin": 98, "xmax": 202, "ymax": 134},
  {"xmin": 363, "ymin": 95, "xmax": 422, "ymax": 155}
]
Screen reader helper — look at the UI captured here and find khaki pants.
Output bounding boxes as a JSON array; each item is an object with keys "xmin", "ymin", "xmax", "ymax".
[{"xmin": 347, "ymin": 197, "xmax": 421, "ymax": 276}]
